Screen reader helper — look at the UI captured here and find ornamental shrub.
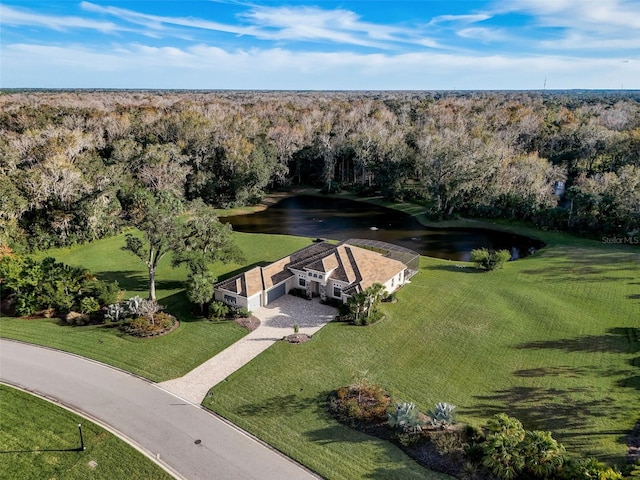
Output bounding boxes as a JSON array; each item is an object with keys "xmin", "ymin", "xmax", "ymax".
[
  {"xmin": 208, "ymin": 301, "xmax": 230, "ymax": 320},
  {"xmin": 428, "ymin": 402, "xmax": 457, "ymax": 428},
  {"xmin": 558, "ymin": 457, "xmax": 622, "ymax": 480},
  {"xmin": 79, "ymin": 296, "xmax": 100, "ymax": 315},
  {"xmin": 329, "ymin": 382, "xmax": 392, "ymax": 427},
  {"xmin": 105, "ymin": 302, "xmax": 127, "ymax": 322},
  {"xmin": 470, "ymin": 248, "xmax": 511, "ymax": 271},
  {"xmin": 388, "ymin": 402, "xmax": 424, "ymax": 433}
]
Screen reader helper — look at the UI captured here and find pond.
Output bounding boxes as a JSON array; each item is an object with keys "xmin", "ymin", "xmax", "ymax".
[{"xmin": 223, "ymin": 195, "xmax": 544, "ymax": 261}]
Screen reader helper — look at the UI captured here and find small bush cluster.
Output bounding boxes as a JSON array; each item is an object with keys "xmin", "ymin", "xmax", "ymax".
[
  {"xmin": 470, "ymin": 248, "xmax": 511, "ymax": 271},
  {"xmin": 340, "ymin": 283, "xmax": 387, "ymax": 326},
  {"xmin": 63, "ymin": 311, "xmax": 91, "ymax": 326},
  {"xmin": 328, "ymin": 382, "xmax": 392, "ymax": 428},
  {"xmin": 429, "ymin": 402, "xmax": 457, "ymax": 429},
  {"xmin": 124, "ymin": 311, "xmax": 176, "ymax": 337},
  {"xmin": 207, "ymin": 301, "xmax": 251, "ymax": 321},
  {"xmin": 320, "ymin": 297, "xmax": 343, "ymax": 308},
  {"xmin": 289, "ymin": 287, "xmax": 311, "ymax": 300},
  {"xmin": 104, "ymin": 296, "xmax": 176, "ymax": 337}
]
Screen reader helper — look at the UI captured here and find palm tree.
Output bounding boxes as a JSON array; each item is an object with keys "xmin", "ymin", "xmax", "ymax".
[
  {"xmin": 347, "ymin": 291, "xmax": 367, "ymax": 325},
  {"xmin": 522, "ymin": 430, "xmax": 565, "ymax": 478},
  {"xmin": 346, "ymin": 283, "xmax": 387, "ymax": 325}
]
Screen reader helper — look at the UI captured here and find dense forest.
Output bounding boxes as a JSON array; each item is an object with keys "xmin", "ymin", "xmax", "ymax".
[{"xmin": 0, "ymin": 90, "xmax": 638, "ymax": 251}]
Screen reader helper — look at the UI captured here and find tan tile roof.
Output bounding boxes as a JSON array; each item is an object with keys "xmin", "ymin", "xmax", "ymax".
[
  {"xmin": 342, "ymin": 245, "xmax": 405, "ymax": 294},
  {"xmin": 333, "ymin": 245, "xmax": 357, "ymax": 283},
  {"xmin": 322, "ymin": 254, "xmax": 339, "ymax": 273},
  {"xmin": 262, "ymin": 257, "xmax": 293, "ymax": 289},
  {"xmin": 305, "ymin": 252, "xmax": 339, "ymax": 273},
  {"xmin": 217, "ymin": 266, "xmax": 263, "ymax": 297},
  {"xmin": 215, "ymin": 241, "xmax": 407, "ymax": 299}
]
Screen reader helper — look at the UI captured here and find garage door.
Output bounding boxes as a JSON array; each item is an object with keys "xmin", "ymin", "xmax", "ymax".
[{"xmin": 266, "ymin": 282, "xmax": 286, "ymax": 304}]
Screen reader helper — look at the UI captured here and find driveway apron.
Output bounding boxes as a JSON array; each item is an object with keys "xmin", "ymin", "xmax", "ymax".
[{"xmin": 159, "ymin": 295, "xmax": 336, "ymax": 404}]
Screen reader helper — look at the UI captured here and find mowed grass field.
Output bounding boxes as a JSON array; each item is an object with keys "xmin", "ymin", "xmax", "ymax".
[
  {"xmin": 203, "ymin": 233, "xmax": 640, "ymax": 479},
  {"xmin": 0, "ymin": 384, "xmax": 172, "ymax": 480},
  {"xmin": 0, "ymin": 231, "xmax": 313, "ymax": 382}
]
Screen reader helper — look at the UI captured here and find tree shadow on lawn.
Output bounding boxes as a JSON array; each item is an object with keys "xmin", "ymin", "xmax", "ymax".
[
  {"xmin": 233, "ymin": 391, "xmax": 329, "ymax": 419},
  {"xmin": 427, "ymin": 265, "xmax": 484, "ymax": 274},
  {"xmin": 513, "ymin": 365, "xmax": 629, "ymax": 379},
  {"xmin": 304, "ymin": 424, "xmax": 381, "ymax": 446},
  {"xmin": 517, "ymin": 328, "xmax": 640, "ymax": 354},
  {"xmin": 469, "ymin": 386, "xmax": 622, "ymax": 432},
  {"xmin": 516, "ymin": 327, "xmax": 640, "ymax": 392},
  {"xmin": 98, "ymin": 270, "xmax": 185, "ymax": 293},
  {"xmin": 469, "ymin": 385, "xmax": 628, "ymax": 463},
  {"xmin": 361, "ymin": 465, "xmax": 436, "ymax": 480},
  {"xmin": 520, "ymin": 247, "xmax": 640, "ymax": 280},
  {"xmin": 157, "ymin": 291, "xmax": 205, "ymax": 323}
]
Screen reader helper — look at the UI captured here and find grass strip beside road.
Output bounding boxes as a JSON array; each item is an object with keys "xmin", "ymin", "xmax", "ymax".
[{"xmin": 0, "ymin": 384, "xmax": 172, "ymax": 480}]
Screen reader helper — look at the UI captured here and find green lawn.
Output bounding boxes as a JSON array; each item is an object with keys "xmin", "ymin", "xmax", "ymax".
[
  {"xmin": 0, "ymin": 231, "xmax": 313, "ymax": 382},
  {"xmin": 204, "ymin": 232, "xmax": 640, "ymax": 478},
  {"xmin": 0, "ymin": 384, "xmax": 172, "ymax": 480}
]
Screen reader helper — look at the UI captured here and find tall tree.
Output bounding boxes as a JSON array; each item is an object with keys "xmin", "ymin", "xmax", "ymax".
[
  {"xmin": 121, "ymin": 189, "xmax": 183, "ymax": 301},
  {"xmin": 171, "ymin": 200, "xmax": 243, "ymax": 275}
]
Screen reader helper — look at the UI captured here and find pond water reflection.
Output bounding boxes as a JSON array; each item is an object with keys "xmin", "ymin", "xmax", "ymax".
[{"xmin": 223, "ymin": 195, "xmax": 544, "ymax": 261}]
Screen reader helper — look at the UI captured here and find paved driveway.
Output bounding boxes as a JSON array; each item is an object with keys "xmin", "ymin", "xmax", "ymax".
[
  {"xmin": 159, "ymin": 295, "xmax": 336, "ymax": 404},
  {"xmin": 0, "ymin": 339, "xmax": 319, "ymax": 480}
]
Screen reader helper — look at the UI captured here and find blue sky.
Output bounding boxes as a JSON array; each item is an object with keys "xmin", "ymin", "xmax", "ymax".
[{"xmin": 1, "ymin": 0, "xmax": 639, "ymax": 89}]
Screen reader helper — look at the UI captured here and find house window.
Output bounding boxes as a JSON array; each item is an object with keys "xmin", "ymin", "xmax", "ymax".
[
  {"xmin": 299, "ymin": 278, "xmax": 306, "ymax": 287},
  {"xmin": 223, "ymin": 295, "xmax": 237, "ymax": 305},
  {"xmin": 391, "ymin": 277, "xmax": 394, "ymax": 287},
  {"xmin": 333, "ymin": 286, "xmax": 341, "ymax": 297},
  {"xmin": 308, "ymin": 271, "xmax": 312, "ymax": 276}
]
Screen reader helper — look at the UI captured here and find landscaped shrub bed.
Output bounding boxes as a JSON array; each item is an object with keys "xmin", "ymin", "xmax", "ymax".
[
  {"xmin": 123, "ymin": 312, "xmax": 178, "ymax": 337},
  {"xmin": 328, "ymin": 381, "xmax": 630, "ymax": 480},
  {"xmin": 207, "ymin": 301, "xmax": 251, "ymax": 321},
  {"xmin": 328, "ymin": 382, "xmax": 392, "ymax": 429},
  {"xmin": 104, "ymin": 296, "xmax": 179, "ymax": 337}
]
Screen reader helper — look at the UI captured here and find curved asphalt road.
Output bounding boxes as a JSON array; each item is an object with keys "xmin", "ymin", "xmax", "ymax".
[{"xmin": 0, "ymin": 339, "xmax": 318, "ymax": 480}]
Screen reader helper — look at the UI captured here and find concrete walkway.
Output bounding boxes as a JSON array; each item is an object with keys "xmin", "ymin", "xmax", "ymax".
[{"xmin": 159, "ymin": 295, "xmax": 336, "ymax": 404}]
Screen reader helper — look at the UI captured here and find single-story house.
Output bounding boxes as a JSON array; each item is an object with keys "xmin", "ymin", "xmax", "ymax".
[{"xmin": 214, "ymin": 241, "xmax": 413, "ymax": 310}]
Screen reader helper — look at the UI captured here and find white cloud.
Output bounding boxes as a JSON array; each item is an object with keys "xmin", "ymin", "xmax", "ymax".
[
  {"xmin": 430, "ymin": 14, "xmax": 491, "ymax": 25},
  {"xmin": 80, "ymin": 2, "xmax": 439, "ymax": 51},
  {"xmin": 0, "ymin": 4, "xmax": 122, "ymax": 32},
  {"xmin": 501, "ymin": 0, "xmax": 640, "ymax": 28},
  {"xmin": 456, "ymin": 27, "xmax": 509, "ymax": 42},
  {"xmin": 80, "ymin": 1, "xmax": 258, "ymax": 36},
  {"xmin": 495, "ymin": 0, "xmax": 640, "ymax": 50},
  {"xmin": 2, "ymin": 42, "xmax": 638, "ymax": 90}
]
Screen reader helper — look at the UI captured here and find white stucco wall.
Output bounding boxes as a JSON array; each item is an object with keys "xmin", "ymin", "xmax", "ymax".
[
  {"xmin": 382, "ymin": 269, "xmax": 405, "ymax": 295},
  {"xmin": 247, "ymin": 292, "xmax": 262, "ymax": 311},
  {"xmin": 327, "ymin": 279, "xmax": 348, "ymax": 299},
  {"xmin": 214, "ymin": 289, "xmax": 248, "ymax": 309}
]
